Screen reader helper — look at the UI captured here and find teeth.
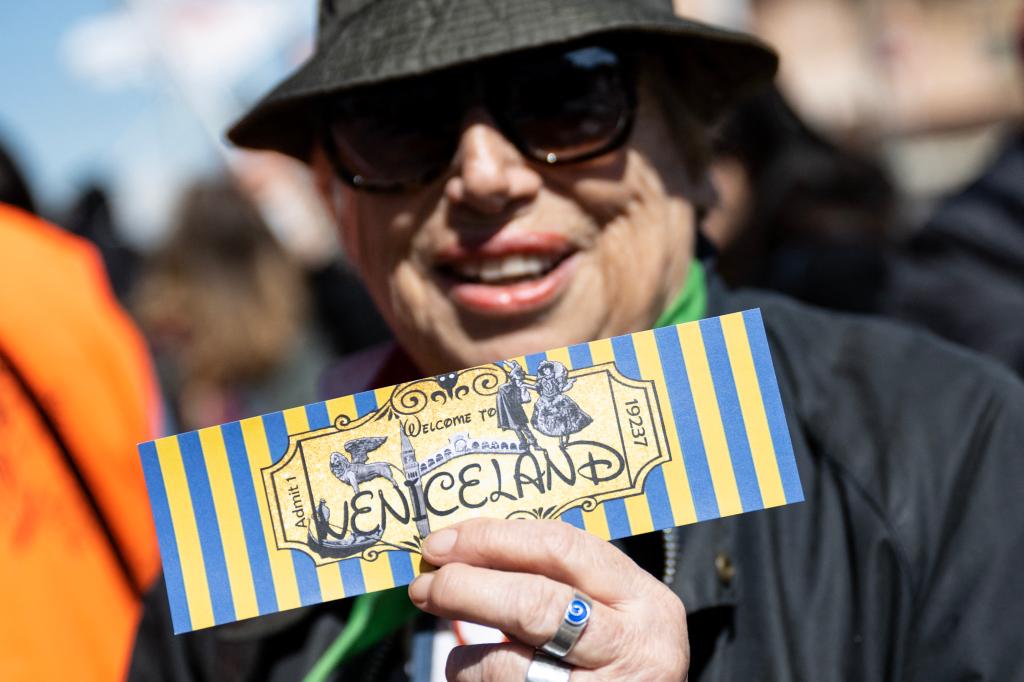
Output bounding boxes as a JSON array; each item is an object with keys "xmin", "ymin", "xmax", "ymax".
[{"xmin": 453, "ymin": 254, "xmax": 560, "ymax": 283}]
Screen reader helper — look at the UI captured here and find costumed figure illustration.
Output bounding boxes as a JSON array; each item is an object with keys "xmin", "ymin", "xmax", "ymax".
[
  {"xmin": 530, "ymin": 360, "xmax": 593, "ymax": 447},
  {"xmin": 329, "ymin": 435, "xmax": 398, "ymax": 494},
  {"xmin": 496, "ymin": 360, "xmax": 545, "ymax": 454}
]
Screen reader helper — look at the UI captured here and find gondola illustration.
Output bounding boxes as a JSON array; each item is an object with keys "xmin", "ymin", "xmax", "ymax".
[{"xmin": 307, "ymin": 498, "xmax": 383, "ymax": 559}]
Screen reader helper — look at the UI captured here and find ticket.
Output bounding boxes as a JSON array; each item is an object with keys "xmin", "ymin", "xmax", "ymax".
[{"xmin": 139, "ymin": 309, "xmax": 802, "ymax": 633}]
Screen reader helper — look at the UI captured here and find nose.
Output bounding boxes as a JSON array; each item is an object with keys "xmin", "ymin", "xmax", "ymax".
[{"xmin": 445, "ymin": 108, "xmax": 541, "ymax": 215}]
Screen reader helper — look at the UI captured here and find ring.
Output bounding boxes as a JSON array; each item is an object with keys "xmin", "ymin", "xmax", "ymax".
[
  {"xmin": 525, "ymin": 652, "xmax": 572, "ymax": 682},
  {"xmin": 539, "ymin": 591, "xmax": 592, "ymax": 659}
]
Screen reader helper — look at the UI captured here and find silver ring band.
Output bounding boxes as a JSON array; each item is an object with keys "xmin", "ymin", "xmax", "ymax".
[
  {"xmin": 539, "ymin": 591, "xmax": 592, "ymax": 659},
  {"xmin": 525, "ymin": 652, "xmax": 572, "ymax": 682}
]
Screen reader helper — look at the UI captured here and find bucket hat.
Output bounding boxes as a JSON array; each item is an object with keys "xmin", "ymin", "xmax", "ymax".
[{"xmin": 227, "ymin": 0, "xmax": 777, "ymax": 161}]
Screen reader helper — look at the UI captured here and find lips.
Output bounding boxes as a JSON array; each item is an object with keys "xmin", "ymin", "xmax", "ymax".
[{"xmin": 433, "ymin": 232, "xmax": 579, "ymax": 316}]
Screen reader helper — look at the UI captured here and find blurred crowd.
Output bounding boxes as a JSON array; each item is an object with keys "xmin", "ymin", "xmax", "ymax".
[{"xmin": 1, "ymin": 0, "xmax": 1022, "ymax": 678}]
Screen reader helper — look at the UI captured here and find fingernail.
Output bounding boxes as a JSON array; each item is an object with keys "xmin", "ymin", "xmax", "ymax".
[
  {"xmin": 408, "ymin": 572, "xmax": 434, "ymax": 605},
  {"xmin": 424, "ymin": 528, "xmax": 457, "ymax": 557}
]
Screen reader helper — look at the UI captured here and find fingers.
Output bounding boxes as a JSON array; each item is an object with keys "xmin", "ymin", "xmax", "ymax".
[
  {"xmin": 446, "ymin": 643, "xmax": 598, "ymax": 682},
  {"xmin": 410, "ymin": 563, "xmax": 625, "ymax": 668},
  {"xmin": 445, "ymin": 643, "xmax": 532, "ymax": 682},
  {"xmin": 421, "ymin": 518, "xmax": 656, "ymax": 603}
]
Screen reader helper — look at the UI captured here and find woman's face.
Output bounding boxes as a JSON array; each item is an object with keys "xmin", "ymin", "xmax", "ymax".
[{"xmin": 318, "ymin": 72, "xmax": 705, "ymax": 374}]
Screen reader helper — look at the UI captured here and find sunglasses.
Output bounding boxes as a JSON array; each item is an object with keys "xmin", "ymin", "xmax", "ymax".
[{"xmin": 320, "ymin": 44, "xmax": 636, "ymax": 192}]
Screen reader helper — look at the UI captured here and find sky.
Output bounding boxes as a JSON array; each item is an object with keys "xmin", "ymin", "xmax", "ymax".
[{"xmin": 0, "ymin": 0, "xmax": 313, "ymax": 246}]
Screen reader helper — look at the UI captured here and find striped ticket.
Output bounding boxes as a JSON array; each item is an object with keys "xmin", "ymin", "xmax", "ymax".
[{"xmin": 140, "ymin": 309, "xmax": 802, "ymax": 633}]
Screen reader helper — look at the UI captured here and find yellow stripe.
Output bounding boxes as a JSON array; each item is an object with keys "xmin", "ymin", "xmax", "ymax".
[
  {"xmin": 325, "ymin": 395, "xmax": 356, "ymax": 427},
  {"xmin": 632, "ymin": 330, "xmax": 697, "ymax": 525},
  {"xmin": 589, "ymin": 339, "xmax": 654, "ymax": 535},
  {"xmin": 240, "ymin": 417, "xmax": 302, "ymax": 610},
  {"xmin": 374, "ymin": 386, "xmax": 395, "ymax": 409},
  {"xmin": 155, "ymin": 437, "xmax": 215, "ymax": 630},
  {"xmin": 675, "ymin": 323, "xmax": 744, "ymax": 517},
  {"xmin": 197, "ymin": 427, "xmax": 260, "ymax": 620},
  {"xmin": 361, "ymin": 555, "xmax": 397, "ymax": 593},
  {"xmin": 720, "ymin": 314, "xmax": 787, "ymax": 508},
  {"xmin": 550, "ymin": 346, "xmax": 610, "ymax": 539},
  {"xmin": 282, "ymin": 407, "xmax": 344, "ymax": 603}
]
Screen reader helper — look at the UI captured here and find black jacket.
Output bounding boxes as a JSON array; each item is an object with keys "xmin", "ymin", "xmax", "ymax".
[
  {"xmin": 884, "ymin": 132, "xmax": 1024, "ymax": 377},
  {"xmin": 129, "ymin": 283, "xmax": 1024, "ymax": 681}
]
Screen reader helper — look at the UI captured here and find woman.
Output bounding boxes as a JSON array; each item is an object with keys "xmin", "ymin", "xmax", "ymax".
[{"xmin": 129, "ymin": 2, "xmax": 1024, "ymax": 681}]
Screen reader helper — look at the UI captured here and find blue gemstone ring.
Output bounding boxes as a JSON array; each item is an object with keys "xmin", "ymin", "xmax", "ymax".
[{"xmin": 539, "ymin": 591, "xmax": 593, "ymax": 659}]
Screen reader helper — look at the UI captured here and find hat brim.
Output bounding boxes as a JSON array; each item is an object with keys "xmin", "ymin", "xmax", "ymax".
[{"xmin": 227, "ymin": 0, "xmax": 777, "ymax": 161}]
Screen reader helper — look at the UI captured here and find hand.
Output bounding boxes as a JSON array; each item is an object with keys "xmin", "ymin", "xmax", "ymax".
[{"xmin": 408, "ymin": 518, "xmax": 689, "ymax": 681}]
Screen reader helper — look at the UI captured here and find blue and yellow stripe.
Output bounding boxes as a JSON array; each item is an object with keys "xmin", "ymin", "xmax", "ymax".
[{"xmin": 139, "ymin": 309, "xmax": 801, "ymax": 633}]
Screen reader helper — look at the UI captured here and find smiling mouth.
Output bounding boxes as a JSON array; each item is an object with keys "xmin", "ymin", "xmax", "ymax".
[
  {"xmin": 439, "ymin": 252, "xmax": 574, "ymax": 285},
  {"xmin": 432, "ymin": 234, "xmax": 581, "ymax": 316}
]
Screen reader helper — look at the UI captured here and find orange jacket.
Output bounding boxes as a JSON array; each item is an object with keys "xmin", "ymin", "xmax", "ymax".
[{"xmin": 0, "ymin": 205, "xmax": 161, "ymax": 680}]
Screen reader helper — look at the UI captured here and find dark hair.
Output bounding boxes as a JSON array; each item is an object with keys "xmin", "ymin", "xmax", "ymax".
[
  {"xmin": 0, "ymin": 138, "xmax": 37, "ymax": 215},
  {"xmin": 710, "ymin": 86, "xmax": 897, "ymax": 311}
]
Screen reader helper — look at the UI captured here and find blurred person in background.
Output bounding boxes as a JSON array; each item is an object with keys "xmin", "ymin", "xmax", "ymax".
[
  {"xmin": 0, "ymin": 138, "xmax": 37, "ymax": 215},
  {"xmin": 64, "ymin": 183, "xmax": 141, "ymax": 305},
  {"xmin": 704, "ymin": 85, "xmax": 898, "ymax": 313},
  {"xmin": 684, "ymin": 0, "xmax": 1024, "ymax": 376},
  {"xmin": 0, "ymin": 136, "xmax": 161, "ymax": 680},
  {"xmin": 229, "ymin": 151, "xmax": 392, "ymax": 390},
  {"xmin": 880, "ymin": 4, "xmax": 1024, "ymax": 376},
  {"xmin": 134, "ymin": 178, "xmax": 332, "ymax": 430}
]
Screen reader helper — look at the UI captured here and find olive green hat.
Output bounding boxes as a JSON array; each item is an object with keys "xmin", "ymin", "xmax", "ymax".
[{"xmin": 227, "ymin": 0, "xmax": 777, "ymax": 161}]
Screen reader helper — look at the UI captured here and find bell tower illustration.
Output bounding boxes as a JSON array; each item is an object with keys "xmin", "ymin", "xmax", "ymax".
[{"xmin": 400, "ymin": 427, "xmax": 432, "ymax": 538}]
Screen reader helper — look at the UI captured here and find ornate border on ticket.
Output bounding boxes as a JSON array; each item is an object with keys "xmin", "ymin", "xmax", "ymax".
[{"xmin": 262, "ymin": 361, "xmax": 668, "ymax": 566}]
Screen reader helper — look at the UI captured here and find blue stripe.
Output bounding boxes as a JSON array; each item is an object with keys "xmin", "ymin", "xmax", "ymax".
[
  {"xmin": 568, "ymin": 343, "xmax": 593, "ymax": 368},
  {"xmin": 567, "ymin": 342, "xmax": 632, "ymax": 539},
  {"xmin": 263, "ymin": 412, "xmax": 323, "ymax": 606},
  {"xmin": 138, "ymin": 441, "xmax": 191, "ymax": 633},
  {"xmin": 560, "ymin": 507, "xmax": 585, "ymax": 529},
  {"xmin": 354, "ymin": 391, "xmax": 377, "ymax": 418},
  {"xmin": 339, "ymin": 558, "xmax": 366, "ymax": 595},
  {"xmin": 388, "ymin": 551, "xmax": 416, "ymax": 586},
  {"xmin": 699, "ymin": 318, "xmax": 764, "ymax": 512},
  {"xmin": 354, "ymin": 391, "xmax": 378, "ymax": 418},
  {"xmin": 525, "ymin": 352, "xmax": 546, "ymax": 375},
  {"xmin": 653, "ymin": 326, "xmax": 720, "ymax": 521},
  {"xmin": 602, "ymin": 499, "xmax": 632, "ymax": 539},
  {"xmin": 306, "ymin": 401, "xmax": 331, "ymax": 430},
  {"xmin": 178, "ymin": 431, "xmax": 237, "ymax": 625},
  {"xmin": 612, "ymin": 335, "xmax": 674, "ymax": 530},
  {"xmin": 221, "ymin": 421, "xmax": 279, "ymax": 615},
  {"xmin": 742, "ymin": 309, "xmax": 804, "ymax": 503},
  {"xmin": 610, "ymin": 335, "xmax": 641, "ymax": 379},
  {"xmin": 353, "ymin": 392, "xmax": 417, "ymax": 586}
]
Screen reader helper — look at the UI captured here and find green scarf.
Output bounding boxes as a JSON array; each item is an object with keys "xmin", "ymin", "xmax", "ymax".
[{"xmin": 656, "ymin": 258, "xmax": 707, "ymax": 327}]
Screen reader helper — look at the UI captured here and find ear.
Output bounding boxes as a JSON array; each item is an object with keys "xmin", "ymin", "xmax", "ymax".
[{"xmin": 312, "ymin": 146, "xmax": 366, "ymax": 271}]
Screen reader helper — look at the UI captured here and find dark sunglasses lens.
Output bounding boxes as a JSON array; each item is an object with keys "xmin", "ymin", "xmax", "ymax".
[
  {"xmin": 494, "ymin": 46, "xmax": 632, "ymax": 163},
  {"xmin": 325, "ymin": 81, "xmax": 460, "ymax": 188}
]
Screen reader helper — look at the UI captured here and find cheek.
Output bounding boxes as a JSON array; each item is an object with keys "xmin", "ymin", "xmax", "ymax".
[{"xmin": 572, "ymin": 152, "xmax": 690, "ymax": 322}]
